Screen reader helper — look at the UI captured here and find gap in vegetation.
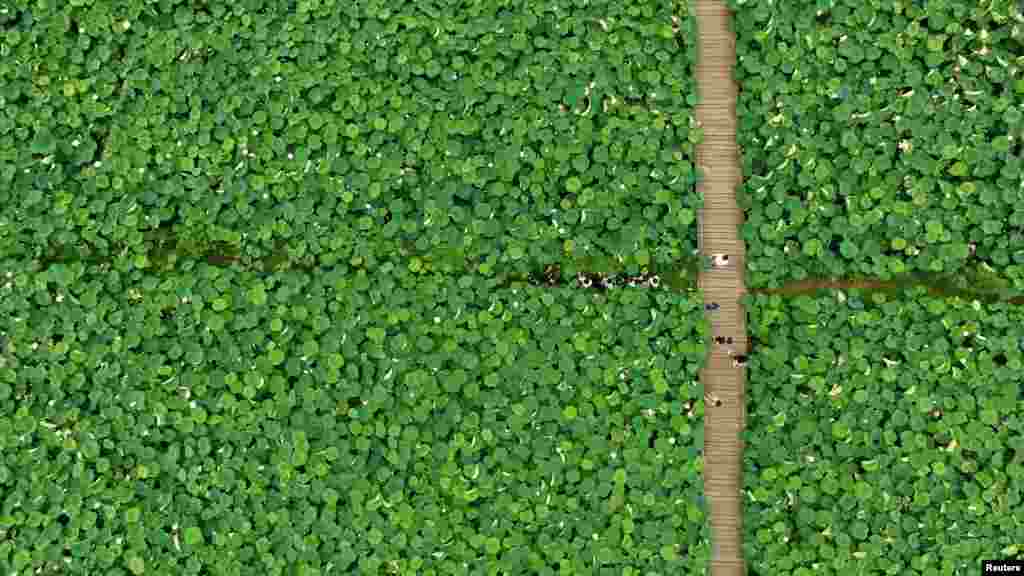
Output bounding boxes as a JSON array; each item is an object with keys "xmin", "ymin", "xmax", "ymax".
[
  {"xmin": 36, "ymin": 229, "xmax": 705, "ymax": 292},
  {"xmin": 37, "ymin": 229, "xmax": 1024, "ymax": 305},
  {"xmin": 754, "ymin": 265, "xmax": 1024, "ymax": 305}
]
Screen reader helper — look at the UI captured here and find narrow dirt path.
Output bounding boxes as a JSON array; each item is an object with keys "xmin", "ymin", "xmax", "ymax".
[{"xmin": 694, "ymin": 1, "xmax": 746, "ymax": 574}]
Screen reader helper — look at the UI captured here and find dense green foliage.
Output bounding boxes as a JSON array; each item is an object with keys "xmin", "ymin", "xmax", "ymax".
[
  {"xmin": 735, "ymin": 5, "xmax": 1024, "ymax": 572},
  {"xmin": 731, "ymin": 0, "xmax": 1024, "ymax": 289},
  {"xmin": 0, "ymin": 263, "xmax": 710, "ymax": 575},
  {"xmin": 1, "ymin": 2, "xmax": 710, "ymax": 573},
  {"xmin": 744, "ymin": 291, "xmax": 1024, "ymax": 574},
  {"xmin": 1, "ymin": 0, "xmax": 701, "ymax": 281}
]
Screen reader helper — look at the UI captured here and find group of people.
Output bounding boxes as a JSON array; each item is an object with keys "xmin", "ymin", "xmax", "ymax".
[
  {"xmin": 703, "ymin": 253, "xmax": 747, "ymax": 367},
  {"xmin": 574, "ymin": 272, "xmax": 661, "ymax": 290},
  {"xmin": 712, "ymin": 336, "xmax": 747, "ymax": 367}
]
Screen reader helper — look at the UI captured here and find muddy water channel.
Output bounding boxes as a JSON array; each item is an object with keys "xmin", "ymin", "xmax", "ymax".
[
  {"xmin": 753, "ymin": 270, "xmax": 1024, "ymax": 305},
  {"xmin": 36, "ymin": 234, "xmax": 1024, "ymax": 305}
]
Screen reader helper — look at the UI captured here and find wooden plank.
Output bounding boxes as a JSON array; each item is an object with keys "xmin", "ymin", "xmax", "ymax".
[{"xmin": 694, "ymin": 0, "xmax": 748, "ymax": 573}]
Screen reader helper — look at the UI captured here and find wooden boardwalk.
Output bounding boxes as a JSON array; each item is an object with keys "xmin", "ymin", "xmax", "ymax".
[{"xmin": 694, "ymin": 1, "xmax": 747, "ymax": 575}]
